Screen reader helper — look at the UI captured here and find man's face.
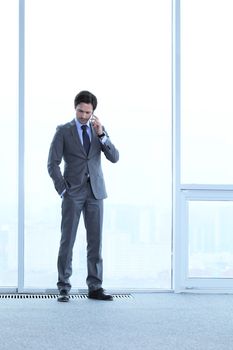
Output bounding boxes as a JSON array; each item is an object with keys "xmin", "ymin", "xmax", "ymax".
[{"xmin": 75, "ymin": 103, "xmax": 93, "ymax": 124}]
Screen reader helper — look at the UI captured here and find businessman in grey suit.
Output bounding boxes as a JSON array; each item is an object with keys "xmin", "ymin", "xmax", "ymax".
[{"xmin": 48, "ymin": 90, "xmax": 119, "ymax": 302}]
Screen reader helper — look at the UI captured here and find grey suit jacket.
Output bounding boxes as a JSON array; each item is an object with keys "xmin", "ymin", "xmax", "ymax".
[{"xmin": 47, "ymin": 119, "xmax": 119, "ymax": 199}]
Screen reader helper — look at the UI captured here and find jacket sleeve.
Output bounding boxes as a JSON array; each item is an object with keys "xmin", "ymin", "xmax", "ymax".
[
  {"xmin": 100, "ymin": 129, "xmax": 119, "ymax": 163},
  {"xmin": 47, "ymin": 126, "xmax": 67, "ymax": 195}
]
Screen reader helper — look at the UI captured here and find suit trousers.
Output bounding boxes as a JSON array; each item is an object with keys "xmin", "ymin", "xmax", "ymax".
[{"xmin": 57, "ymin": 180, "xmax": 103, "ymax": 292}]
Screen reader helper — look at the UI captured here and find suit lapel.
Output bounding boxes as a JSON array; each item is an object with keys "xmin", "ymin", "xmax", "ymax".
[{"xmin": 89, "ymin": 124, "xmax": 99, "ymax": 156}]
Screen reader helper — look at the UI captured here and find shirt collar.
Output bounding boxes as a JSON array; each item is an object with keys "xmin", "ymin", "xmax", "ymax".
[{"xmin": 75, "ymin": 118, "xmax": 91, "ymax": 129}]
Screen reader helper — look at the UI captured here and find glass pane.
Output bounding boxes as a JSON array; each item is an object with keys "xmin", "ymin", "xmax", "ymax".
[
  {"xmin": 0, "ymin": 1, "xmax": 18, "ymax": 287},
  {"xmin": 25, "ymin": 0, "xmax": 172, "ymax": 289},
  {"xmin": 189, "ymin": 201, "xmax": 233, "ymax": 278},
  {"xmin": 181, "ymin": 0, "xmax": 233, "ymax": 183}
]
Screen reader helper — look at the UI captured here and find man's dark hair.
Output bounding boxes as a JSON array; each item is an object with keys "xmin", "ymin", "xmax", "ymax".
[{"xmin": 74, "ymin": 90, "xmax": 98, "ymax": 111}]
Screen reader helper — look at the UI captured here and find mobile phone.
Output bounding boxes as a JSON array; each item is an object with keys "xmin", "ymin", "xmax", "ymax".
[{"xmin": 90, "ymin": 114, "xmax": 96, "ymax": 124}]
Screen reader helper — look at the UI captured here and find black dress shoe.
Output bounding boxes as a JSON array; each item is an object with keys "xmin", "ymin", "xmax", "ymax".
[
  {"xmin": 57, "ymin": 289, "xmax": 69, "ymax": 302},
  {"xmin": 88, "ymin": 288, "xmax": 113, "ymax": 301}
]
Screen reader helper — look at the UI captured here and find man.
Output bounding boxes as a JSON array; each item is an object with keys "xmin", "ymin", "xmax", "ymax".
[{"xmin": 48, "ymin": 90, "xmax": 119, "ymax": 302}]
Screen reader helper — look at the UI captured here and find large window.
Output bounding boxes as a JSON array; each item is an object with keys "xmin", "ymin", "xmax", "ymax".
[
  {"xmin": 24, "ymin": 0, "xmax": 172, "ymax": 289},
  {"xmin": 181, "ymin": 0, "xmax": 233, "ymax": 184},
  {"xmin": 176, "ymin": 0, "xmax": 233, "ymax": 292},
  {"xmin": 189, "ymin": 200, "xmax": 233, "ymax": 278},
  {"xmin": 0, "ymin": 0, "xmax": 18, "ymax": 287}
]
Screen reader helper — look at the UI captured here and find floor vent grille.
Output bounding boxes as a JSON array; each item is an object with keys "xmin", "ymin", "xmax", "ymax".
[{"xmin": 0, "ymin": 293, "xmax": 133, "ymax": 300}]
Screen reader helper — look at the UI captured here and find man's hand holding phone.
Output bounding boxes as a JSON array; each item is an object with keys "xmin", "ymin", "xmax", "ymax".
[{"xmin": 91, "ymin": 115, "xmax": 104, "ymax": 136}]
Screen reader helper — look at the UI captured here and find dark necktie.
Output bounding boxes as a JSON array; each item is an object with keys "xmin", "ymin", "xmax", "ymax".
[{"xmin": 81, "ymin": 125, "xmax": 90, "ymax": 154}]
